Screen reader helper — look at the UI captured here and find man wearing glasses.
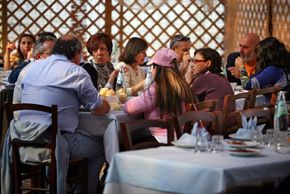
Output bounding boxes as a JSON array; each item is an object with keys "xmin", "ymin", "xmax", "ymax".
[{"xmin": 169, "ymin": 34, "xmax": 192, "ymax": 82}]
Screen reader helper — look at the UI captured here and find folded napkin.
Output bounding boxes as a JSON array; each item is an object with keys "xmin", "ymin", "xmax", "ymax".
[
  {"xmin": 191, "ymin": 122, "xmax": 210, "ymax": 139},
  {"xmin": 236, "ymin": 116, "xmax": 265, "ymax": 138},
  {"xmin": 176, "ymin": 133, "xmax": 196, "ymax": 145}
]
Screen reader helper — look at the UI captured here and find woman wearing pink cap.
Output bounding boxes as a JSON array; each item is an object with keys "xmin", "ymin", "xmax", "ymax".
[{"xmin": 123, "ymin": 48, "xmax": 195, "ymax": 143}]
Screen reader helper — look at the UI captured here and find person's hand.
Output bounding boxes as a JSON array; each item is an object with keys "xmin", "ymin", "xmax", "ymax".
[
  {"xmin": 234, "ymin": 57, "xmax": 244, "ymax": 70},
  {"xmin": 5, "ymin": 42, "xmax": 16, "ymax": 54},
  {"xmin": 27, "ymin": 48, "xmax": 33, "ymax": 59},
  {"xmin": 179, "ymin": 52, "xmax": 191, "ymax": 75},
  {"xmin": 227, "ymin": 66, "xmax": 240, "ymax": 79}
]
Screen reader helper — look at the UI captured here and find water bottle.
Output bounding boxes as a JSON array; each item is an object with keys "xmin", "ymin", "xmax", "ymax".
[
  {"xmin": 274, "ymin": 91, "xmax": 289, "ymax": 131},
  {"xmin": 121, "ymin": 66, "xmax": 128, "ymax": 91},
  {"xmin": 144, "ymin": 68, "xmax": 152, "ymax": 90}
]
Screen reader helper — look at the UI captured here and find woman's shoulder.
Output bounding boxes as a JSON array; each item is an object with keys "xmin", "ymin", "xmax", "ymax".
[
  {"xmin": 262, "ymin": 65, "xmax": 285, "ymax": 75},
  {"xmin": 81, "ymin": 60, "xmax": 94, "ymax": 68}
]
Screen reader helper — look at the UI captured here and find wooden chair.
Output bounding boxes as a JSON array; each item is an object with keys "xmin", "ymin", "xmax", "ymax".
[
  {"xmin": 193, "ymin": 99, "xmax": 218, "ymax": 112},
  {"xmin": 0, "ymin": 88, "xmax": 14, "ymax": 144},
  {"xmin": 236, "ymin": 108, "xmax": 273, "ymax": 131},
  {"xmin": 249, "ymin": 87, "xmax": 279, "ymax": 109},
  {"xmin": 173, "ymin": 110, "xmax": 218, "ymax": 138},
  {"xmin": 4, "ymin": 102, "xmax": 88, "ymax": 194},
  {"xmin": 222, "ymin": 92, "xmax": 252, "ymax": 137},
  {"xmin": 120, "ymin": 119, "xmax": 175, "ymax": 151}
]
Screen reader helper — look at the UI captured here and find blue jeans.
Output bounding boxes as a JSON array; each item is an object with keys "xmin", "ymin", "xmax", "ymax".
[{"xmin": 62, "ymin": 131, "xmax": 105, "ymax": 194}]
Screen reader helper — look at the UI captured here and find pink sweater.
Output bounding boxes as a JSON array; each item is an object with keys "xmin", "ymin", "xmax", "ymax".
[{"xmin": 124, "ymin": 83, "xmax": 186, "ymax": 140}]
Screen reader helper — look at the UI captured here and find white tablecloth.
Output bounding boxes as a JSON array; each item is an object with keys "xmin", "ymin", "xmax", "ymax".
[
  {"xmin": 78, "ymin": 111, "xmax": 141, "ymax": 163},
  {"xmin": 104, "ymin": 146, "xmax": 290, "ymax": 194},
  {"xmin": 234, "ymin": 90, "xmax": 265, "ymax": 110}
]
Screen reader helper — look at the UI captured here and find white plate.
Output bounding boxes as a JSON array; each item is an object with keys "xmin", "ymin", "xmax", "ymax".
[
  {"xmin": 224, "ymin": 140, "xmax": 259, "ymax": 148},
  {"xmin": 171, "ymin": 141, "xmax": 195, "ymax": 148},
  {"xmin": 229, "ymin": 134, "xmax": 252, "ymax": 141},
  {"xmin": 228, "ymin": 149, "xmax": 260, "ymax": 157}
]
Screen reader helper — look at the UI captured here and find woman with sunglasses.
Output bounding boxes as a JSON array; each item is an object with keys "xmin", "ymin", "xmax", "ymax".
[
  {"xmin": 124, "ymin": 48, "xmax": 195, "ymax": 143},
  {"xmin": 190, "ymin": 48, "xmax": 234, "ymax": 111}
]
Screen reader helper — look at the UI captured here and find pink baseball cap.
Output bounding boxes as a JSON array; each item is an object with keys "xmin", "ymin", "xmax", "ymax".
[{"xmin": 147, "ymin": 48, "xmax": 178, "ymax": 67}]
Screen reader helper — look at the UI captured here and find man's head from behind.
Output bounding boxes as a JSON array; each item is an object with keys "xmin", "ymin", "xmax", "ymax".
[
  {"xmin": 239, "ymin": 33, "xmax": 260, "ymax": 64},
  {"xmin": 169, "ymin": 34, "xmax": 191, "ymax": 62},
  {"xmin": 33, "ymin": 36, "xmax": 57, "ymax": 60},
  {"xmin": 51, "ymin": 35, "xmax": 82, "ymax": 64}
]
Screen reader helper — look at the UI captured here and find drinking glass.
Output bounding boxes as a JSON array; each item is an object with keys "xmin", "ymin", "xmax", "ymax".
[
  {"xmin": 274, "ymin": 131, "xmax": 290, "ymax": 154},
  {"xmin": 194, "ymin": 136, "xmax": 209, "ymax": 152},
  {"xmin": 263, "ymin": 129, "xmax": 274, "ymax": 147},
  {"xmin": 211, "ymin": 135, "xmax": 224, "ymax": 153}
]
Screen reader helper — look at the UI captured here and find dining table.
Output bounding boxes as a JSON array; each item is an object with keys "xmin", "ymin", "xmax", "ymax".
[
  {"xmin": 78, "ymin": 109, "xmax": 142, "ymax": 163},
  {"xmin": 103, "ymin": 145, "xmax": 290, "ymax": 194}
]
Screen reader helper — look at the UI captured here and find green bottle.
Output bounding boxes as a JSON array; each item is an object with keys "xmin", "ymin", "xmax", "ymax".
[{"xmin": 274, "ymin": 91, "xmax": 289, "ymax": 131}]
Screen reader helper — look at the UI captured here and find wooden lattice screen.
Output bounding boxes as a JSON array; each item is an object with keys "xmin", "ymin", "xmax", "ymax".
[
  {"xmin": 224, "ymin": 0, "xmax": 290, "ymax": 59},
  {"xmin": 272, "ymin": 0, "xmax": 290, "ymax": 49},
  {"xmin": 0, "ymin": 0, "xmax": 225, "ymax": 61}
]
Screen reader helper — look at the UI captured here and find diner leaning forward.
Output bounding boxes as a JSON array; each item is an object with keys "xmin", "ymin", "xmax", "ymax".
[{"xmin": 1, "ymin": 35, "xmax": 110, "ymax": 194}]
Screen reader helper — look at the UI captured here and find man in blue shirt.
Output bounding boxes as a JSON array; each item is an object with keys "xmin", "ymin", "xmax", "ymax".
[{"xmin": 17, "ymin": 35, "xmax": 110, "ymax": 193}]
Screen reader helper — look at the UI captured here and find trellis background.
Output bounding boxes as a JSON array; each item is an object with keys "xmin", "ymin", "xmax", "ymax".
[
  {"xmin": 0, "ymin": 0, "xmax": 289, "ymax": 64},
  {"xmin": 224, "ymin": 0, "xmax": 289, "ymax": 58}
]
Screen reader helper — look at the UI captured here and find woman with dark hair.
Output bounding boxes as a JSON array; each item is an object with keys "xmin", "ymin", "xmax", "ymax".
[
  {"xmin": 116, "ymin": 37, "xmax": 148, "ymax": 96},
  {"xmin": 81, "ymin": 32, "xmax": 116, "ymax": 90},
  {"xmin": 238, "ymin": 37, "xmax": 289, "ymax": 91},
  {"xmin": 4, "ymin": 33, "xmax": 36, "ymax": 70},
  {"xmin": 124, "ymin": 48, "xmax": 195, "ymax": 143},
  {"xmin": 190, "ymin": 48, "xmax": 234, "ymax": 111}
]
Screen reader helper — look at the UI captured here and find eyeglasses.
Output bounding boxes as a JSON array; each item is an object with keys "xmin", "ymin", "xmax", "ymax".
[{"xmin": 192, "ymin": 59, "xmax": 207, "ymax": 63}]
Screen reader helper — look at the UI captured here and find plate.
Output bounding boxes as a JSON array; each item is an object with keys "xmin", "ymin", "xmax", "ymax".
[
  {"xmin": 228, "ymin": 149, "xmax": 260, "ymax": 157},
  {"xmin": 229, "ymin": 134, "xmax": 252, "ymax": 141},
  {"xmin": 171, "ymin": 141, "xmax": 195, "ymax": 148},
  {"xmin": 224, "ymin": 140, "xmax": 259, "ymax": 148}
]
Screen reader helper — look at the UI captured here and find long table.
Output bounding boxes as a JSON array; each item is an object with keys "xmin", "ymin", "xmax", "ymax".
[
  {"xmin": 78, "ymin": 110, "xmax": 141, "ymax": 163},
  {"xmin": 104, "ymin": 146, "xmax": 290, "ymax": 194}
]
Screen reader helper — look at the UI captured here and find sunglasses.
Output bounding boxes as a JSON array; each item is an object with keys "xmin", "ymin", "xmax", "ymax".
[{"xmin": 191, "ymin": 59, "xmax": 207, "ymax": 63}]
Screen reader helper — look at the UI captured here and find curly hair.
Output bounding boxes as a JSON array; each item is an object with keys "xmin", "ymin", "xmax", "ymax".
[
  {"xmin": 119, "ymin": 37, "xmax": 148, "ymax": 65},
  {"xmin": 256, "ymin": 37, "xmax": 290, "ymax": 73},
  {"xmin": 152, "ymin": 59, "xmax": 196, "ymax": 116},
  {"xmin": 86, "ymin": 32, "xmax": 113, "ymax": 56},
  {"xmin": 194, "ymin": 48, "xmax": 222, "ymax": 74},
  {"xmin": 51, "ymin": 35, "xmax": 82, "ymax": 60}
]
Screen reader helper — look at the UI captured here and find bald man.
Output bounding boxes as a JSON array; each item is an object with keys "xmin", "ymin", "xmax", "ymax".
[{"xmin": 226, "ymin": 33, "xmax": 260, "ymax": 84}]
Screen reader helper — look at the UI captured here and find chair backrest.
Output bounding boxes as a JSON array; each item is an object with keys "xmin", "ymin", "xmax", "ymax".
[
  {"xmin": 173, "ymin": 110, "xmax": 217, "ymax": 138},
  {"xmin": 120, "ymin": 119, "xmax": 175, "ymax": 151},
  {"xmin": 194, "ymin": 99, "xmax": 218, "ymax": 112},
  {"xmin": 222, "ymin": 92, "xmax": 251, "ymax": 137},
  {"xmin": 249, "ymin": 87, "xmax": 279, "ymax": 109},
  {"xmin": 0, "ymin": 88, "xmax": 14, "ymax": 143},
  {"xmin": 4, "ymin": 102, "xmax": 58, "ymax": 193},
  {"xmin": 236, "ymin": 108, "xmax": 273, "ymax": 131}
]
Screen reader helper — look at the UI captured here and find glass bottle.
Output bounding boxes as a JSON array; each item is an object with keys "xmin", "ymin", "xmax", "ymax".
[
  {"xmin": 274, "ymin": 91, "xmax": 289, "ymax": 131},
  {"xmin": 144, "ymin": 67, "xmax": 152, "ymax": 90}
]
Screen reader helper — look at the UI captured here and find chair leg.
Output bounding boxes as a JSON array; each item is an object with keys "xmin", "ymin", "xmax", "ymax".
[{"xmin": 80, "ymin": 158, "xmax": 88, "ymax": 194}]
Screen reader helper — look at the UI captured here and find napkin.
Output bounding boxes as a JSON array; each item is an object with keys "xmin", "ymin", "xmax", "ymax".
[
  {"xmin": 176, "ymin": 133, "xmax": 196, "ymax": 145},
  {"xmin": 191, "ymin": 122, "xmax": 210, "ymax": 139},
  {"xmin": 236, "ymin": 115, "xmax": 265, "ymax": 138}
]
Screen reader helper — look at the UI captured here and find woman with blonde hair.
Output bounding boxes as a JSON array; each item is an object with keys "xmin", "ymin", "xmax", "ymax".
[{"xmin": 124, "ymin": 48, "xmax": 195, "ymax": 143}]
